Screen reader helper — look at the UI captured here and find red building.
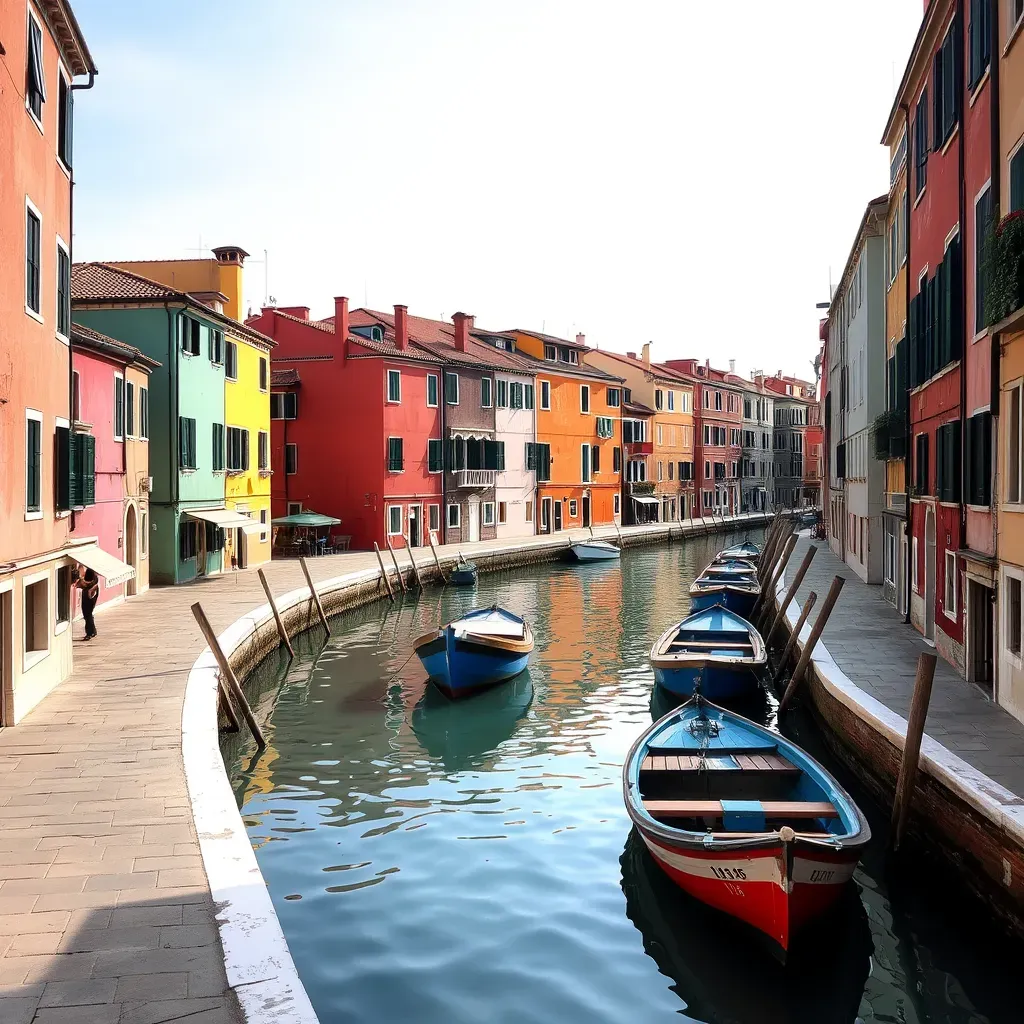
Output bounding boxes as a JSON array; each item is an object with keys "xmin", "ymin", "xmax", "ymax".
[{"xmin": 251, "ymin": 300, "xmax": 444, "ymax": 551}]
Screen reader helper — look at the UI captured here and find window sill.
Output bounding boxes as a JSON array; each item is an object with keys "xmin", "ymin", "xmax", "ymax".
[
  {"xmin": 913, "ymin": 186, "xmax": 927, "ymax": 210},
  {"xmin": 26, "ymin": 105, "xmax": 44, "ymax": 135},
  {"xmin": 939, "ymin": 125, "xmax": 959, "ymax": 159},
  {"xmin": 969, "ymin": 68, "xmax": 991, "ymax": 108},
  {"xmin": 181, "ymin": 469, "xmax": 198, "ymax": 476},
  {"xmin": 1002, "ymin": 502, "xmax": 1024, "ymax": 512},
  {"xmin": 226, "ymin": 376, "xmax": 238, "ymax": 383},
  {"xmin": 55, "ymin": 620, "xmax": 70, "ymax": 636},
  {"xmin": 259, "ymin": 470, "xmax": 272, "ymax": 477},
  {"xmin": 1004, "ymin": 15, "xmax": 1024, "ymax": 57},
  {"xmin": 26, "ymin": 305, "xmax": 45, "ymax": 325},
  {"xmin": 23, "ymin": 648, "xmax": 49, "ymax": 672},
  {"xmin": 942, "ymin": 607, "xmax": 958, "ymax": 623},
  {"xmin": 25, "ymin": 510, "xmax": 43, "ymax": 521}
]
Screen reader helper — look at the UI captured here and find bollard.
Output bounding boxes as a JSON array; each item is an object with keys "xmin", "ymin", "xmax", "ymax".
[
  {"xmin": 258, "ymin": 568, "xmax": 294, "ymax": 658},
  {"xmin": 890, "ymin": 652, "xmax": 938, "ymax": 851},
  {"xmin": 299, "ymin": 556, "xmax": 331, "ymax": 636},
  {"xmin": 765, "ymin": 546, "xmax": 817, "ymax": 645},
  {"xmin": 771, "ymin": 591, "xmax": 817, "ymax": 683},
  {"xmin": 778, "ymin": 576, "xmax": 845, "ymax": 712},
  {"xmin": 373, "ymin": 542, "xmax": 396, "ymax": 601}
]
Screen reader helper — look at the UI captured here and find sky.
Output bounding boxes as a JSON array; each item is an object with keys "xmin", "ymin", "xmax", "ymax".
[{"xmin": 70, "ymin": 0, "xmax": 924, "ymax": 381}]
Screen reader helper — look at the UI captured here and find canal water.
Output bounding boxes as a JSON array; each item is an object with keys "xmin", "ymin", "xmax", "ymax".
[{"xmin": 224, "ymin": 532, "xmax": 1023, "ymax": 1024}]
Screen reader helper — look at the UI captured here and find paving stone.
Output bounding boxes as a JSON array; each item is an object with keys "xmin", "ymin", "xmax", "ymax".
[
  {"xmin": 58, "ymin": 924, "xmax": 162, "ymax": 953},
  {"xmin": 83, "ymin": 871, "xmax": 158, "ymax": 892},
  {"xmin": 119, "ymin": 996, "xmax": 229, "ymax": 1024},
  {"xmin": 38, "ymin": 977, "xmax": 117, "ymax": 1007},
  {"xmin": 32, "ymin": 1006, "xmax": 120, "ymax": 1023},
  {"xmin": 110, "ymin": 905, "xmax": 183, "ymax": 928},
  {"xmin": 114, "ymin": 971, "xmax": 189, "ymax": 1003},
  {"xmin": 0, "ymin": 910, "xmax": 70, "ymax": 935},
  {"xmin": 0, "ymin": 995, "xmax": 41, "ymax": 1024},
  {"xmin": 6, "ymin": 931, "xmax": 64, "ymax": 955}
]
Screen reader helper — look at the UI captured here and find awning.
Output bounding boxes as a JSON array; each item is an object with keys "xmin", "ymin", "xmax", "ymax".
[
  {"xmin": 631, "ymin": 495, "xmax": 659, "ymax": 505},
  {"xmin": 241, "ymin": 521, "xmax": 264, "ymax": 534},
  {"xmin": 186, "ymin": 507, "xmax": 260, "ymax": 529},
  {"xmin": 70, "ymin": 544, "xmax": 136, "ymax": 586},
  {"xmin": 271, "ymin": 513, "xmax": 341, "ymax": 527}
]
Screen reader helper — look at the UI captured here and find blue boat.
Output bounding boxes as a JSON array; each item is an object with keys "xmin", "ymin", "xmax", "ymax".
[
  {"xmin": 714, "ymin": 541, "xmax": 761, "ymax": 565},
  {"xmin": 449, "ymin": 557, "xmax": 478, "ymax": 586},
  {"xmin": 699, "ymin": 558, "xmax": 758, "ymax": 579},
  {"xmin": 413, "ymin": 606, "xmax": 534, "ymax": 700},
  {"xmin": 689, "ymin": 572, "xmax": 760, "ymax": 618},
  {"xmin": 650, "ymin": 606, "xmax": 766, "ymax": 701}
]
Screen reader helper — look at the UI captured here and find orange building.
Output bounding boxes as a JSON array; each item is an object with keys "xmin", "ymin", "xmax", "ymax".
[{"xmin": 511, "ymin": 330, "xmax": 624, "ymax": 531}]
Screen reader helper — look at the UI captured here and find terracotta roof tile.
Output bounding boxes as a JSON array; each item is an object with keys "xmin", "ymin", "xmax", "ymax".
[
  {"xmin": 623, "ymin": 400, "xmax": 656, "ymax": 416},
  {"xmin": 271, "ymin": 368, "xmax": 300, "ymax": 386}
]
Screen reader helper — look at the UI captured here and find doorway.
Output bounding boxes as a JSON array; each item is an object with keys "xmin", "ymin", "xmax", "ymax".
[
  {"xmin": 968, "ymin": 580, "xmax": 994, "ymax": 693},
  {"xmin": 468, "ymin": 500, "xmax": 480, "ymax": 543},
  {"xmin": 0, "ymin": 589, "xmax": 10, "ymax": 727},
  {"xmin": 582, "ymin": 496, "xmax": 591, "ymax": 528},
  {"xmin": 125, "ymin": 504, "xmax": 138, "ymax": 597},
  {"xmin": 542, "ymin": 497, "xmax": 552, "ymax": 534},
  {"xmin": 409, "ymin": 505, "xmax": 422, "ymax": 548},
  {"xmin": 553, "ymin": 500, "xmax": 563, "ymax": 532},
  {"xmin": 196, "ymin": 521, "xmax": 207, "ymax": 578},
  {"xmin": 235, "ymin": 528, "xmax": 247, "ymax": 570},
  {"xmin": 924, "ymin": 508, "xmax": 936, "ymax": 641}
]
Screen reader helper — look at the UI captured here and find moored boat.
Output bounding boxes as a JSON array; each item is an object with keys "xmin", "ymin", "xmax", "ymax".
[
  {"xmin": 698, "ymin": 558, "xmax": 758, "ymax": 579},
  {"xmin": 650, "ymin": 606, "xmax": 765, "ymax": 701},
  {"xmin": 688, "ymin": 574, "xmax": 760, "ymax": 618},
  {"xmin": 569, "ymin": 540, "xmax": 621, "ymax": 562},
  {"xmin": 622, "ymin": 698, "xmax": 870, "ymax": 960},
  {"xmin": 714, "ymin": 540, "xmax": 761, "ymax": 564},
  {"xmin": 413, "ymin": 606, "xmax": 533, "ymax": 699},
  {"xmin": 449, "ymin": 557, "xmax": 478, "ymax": 586}
]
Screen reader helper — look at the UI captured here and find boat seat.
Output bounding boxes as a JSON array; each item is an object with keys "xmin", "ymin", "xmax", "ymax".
[
  {"xmin": 666, "ymin": 640, "xmax": 753, "ymax": 649},
  {"xmin": 642, "ymin": 799, "xmax": 838, "ymax": 819},
  {"xmin": 641, "ymin": 753, "xmax": 798, "ymax": 774}
]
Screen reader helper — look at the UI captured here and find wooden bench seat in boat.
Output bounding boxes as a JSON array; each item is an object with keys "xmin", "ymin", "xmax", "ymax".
[
  {"xmin": 641, "ymin": 753, "xmax": 799, "ymax": 774},
  {"xmin": 666, "ymin": 640, "xmax": 754, "ymax": 650},
  {"xmin": 642, "ymin": 799, "xmax": 838, "ymax": 819}
]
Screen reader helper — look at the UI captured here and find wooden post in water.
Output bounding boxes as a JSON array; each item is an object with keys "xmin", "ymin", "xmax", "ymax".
[
  {"xmin": 764, "ymin": 545, "xmax": 817, "ymax": 643},
  {"xmin": 373, "ymin": 542, "xmax": 396, "ymax": 601},
  {"xmin": 753, "ymin": 533, "xmax": 796, "ymax": 621},
  {"xmin": 778, "ymin": 575, "xmax": 845, "ymax": 712},
  {"xmin": 299, "ymin": 556, "xmax": 331, "ymax": 636},
  {"xmin": 890, "ymin": 652, "xmax": 938, "ymax": 852},
  {"xmin": 191, "ymin": 602, "xmax": 266, "ymax": 749},
  {"xmin": 218, "ymin": 684, "xmax": 240, "ymax": 732},
  {"xmin": 427, "ymin": 531, "xmax": 447, "ymax": 584},
  {"xmin": 258, "ymin": 569, "xmax": 294, "ymax": 658},
  {"xmin": 385, "ymin": 540, "xmax": 407, "ymax": 594},
  {"xmin": 771, "ymin": 591, "xmax": 817, "ymax": 683},
  {"xmin": 757, "ymin": 526, "xmax": 787, "ymax": 588},
  {"xmin": 405, "ymin": 538, "xmax": 424, "ymax": 589}
]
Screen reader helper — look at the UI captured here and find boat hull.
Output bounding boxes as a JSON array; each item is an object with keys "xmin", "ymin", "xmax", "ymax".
[
  {"xmin": 570, "ymin": 542, "xmax": 621, "ymax": 562},
  {"xmin": 689, "ymin": 587, "xmax": 758, "ymax": 618},
  {"xmin": 449, "ymin": 568, "xmax": 478, "ymax": 586},
  {"xmin": 415, "ymin": 629, "xmax": 531, "ymax": 699},
  {"xmin": 653, "ymin": 660, "xmax": 759, "ymax": 701},
  {"xmin": 636, "ymin": 829, "xmax": 860, "ymax": 959}
]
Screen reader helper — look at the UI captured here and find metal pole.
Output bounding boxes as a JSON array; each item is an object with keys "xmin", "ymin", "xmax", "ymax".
[
  {"xmin": 373, "ymin": 542, "xmax": 396, "ymax": 601},
  {"xmin": 191, "ymin": 602, "xmax": 265, "ymax": 749},
  {"xmin": 753, "ymin": 533, "xmax": 797, "ymax": 625},
  {"xmin": 258, "ymin": 568, "xmax": 294, "ymax": 658},
  {"xmin": 778, "ymin": 576, "xmax": 845, "ymax": 712},
  {"xmin": 771, "ymin": 591, "xmax": 818, "ymax": 683},
  {"xmin": 406, "ymin": 537, "xmax": 424, "ymax": 589},
  {"xmin": 765, "ymin": 545, "xmax": 817, "ymax": 645},
  {"xmin": 386, "ymin": 540, "xmax": 408, "ymax": 594},
  {"xmin": 299, "ymin": 556, "xmax": 331, "ymax": 636},
  {"xmin": 890, "ymin": 652, "xmax": 938, "ymax": 851},
  {"xmin": 427, "ymin": 531, "xmax": 447, "ymax": 584}
]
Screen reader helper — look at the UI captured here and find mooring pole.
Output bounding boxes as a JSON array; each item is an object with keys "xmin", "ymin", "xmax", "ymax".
[
  {"xmin": 258, "ymin": 568, "xmax": 294, "ymax": 658},
  {"xmin": 427, "ymin": 531, "xmax": 447, "ymax": 584},
  {"xmin": 753, "ymin": 533, "xmax": 797, "ymax": 624},
  {"xmin": 771, "ymin": 591, "xmax": 818, "ymax": 684},
  {"xmin": 890, "ymin": 652, "xmax": 938, "ymax": 852},
  {"xmin": 217, "ymin": 681, "xmax": 240, "ymax": 732},
  {"xmin": 778, "ymin": 575, "xmax": 845, "ymax": 712},
  {"xmin": 760, "ymin": 527, "xmax": 793, "ymax": 587},
  {"xmin": 191, "ymin": 602, "xmax": 266, "ymax": 749},
  {"xmin": 385, "ymin": 540, "xmax": 408, "ymax": 594},
  {"xmin": 764, "ymin": 545, "xmax": 817, "ymax": 643},
  {"xmin": 299, "ymin": 556, "xmax": 331, "ymax": 636},
  {"xmin": 405, "ymin": 537, "xmax": 424, "ymax": 589},
  {"xmin": 373, "ymin": 542, "xmax": 396, "ymax": 601}
]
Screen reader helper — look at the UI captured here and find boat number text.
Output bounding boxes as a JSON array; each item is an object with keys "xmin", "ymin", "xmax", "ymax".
[
  {"xmin": 809, "ymin": 869, "xmax": 835, "ymax": 884},
  {"xmin": 710, "ymin": 866, "xmax": 747, "ymax": 881}
]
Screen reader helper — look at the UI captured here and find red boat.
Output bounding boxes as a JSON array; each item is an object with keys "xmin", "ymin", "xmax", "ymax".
[{"xmin": 622, "ymin": 698, "xmax": 870, "ymax": 960}]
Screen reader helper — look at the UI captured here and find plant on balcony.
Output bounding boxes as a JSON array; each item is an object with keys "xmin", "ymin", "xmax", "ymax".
[
  {"xmin": 631, "ymin": 480, "xmax": 655, "ymax": 495},
  {"xmin": 984, "ymin": 210, "xmax": 1024, "ymax": 325}
]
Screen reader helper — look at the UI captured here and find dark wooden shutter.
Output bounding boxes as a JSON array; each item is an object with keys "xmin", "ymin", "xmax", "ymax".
[
  {"xmin": 1012, "ymin": 151, "xmax": 1024, "ymax": 213},
  {"xmin": 613, "ymin": 446, "xmax": 621, "ymax": 473},
  {"xmin": 56, "ymin": 426, "xmax": 70, "ymax": 511},
  {"xmin": 496, "ymin": 441, "xmax": 505, "ymax": 471},
  {"xmin": 82, "ymin": 435, "xmax": 96, "ymax": 506},
  {"xmin": 592, "ymin": 445, "xmax": 600, "ymax": 473}
]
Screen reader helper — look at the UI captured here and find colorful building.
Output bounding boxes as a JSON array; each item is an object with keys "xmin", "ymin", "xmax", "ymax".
[
  {"xmin": 69, "ymin": 325, "xmax": 158, "ymax": 610},
  {"xmin": 617, "ymin": 400, "xmax": 657, "ymax": 523},
  {"xmin": 0, "ymin": 0, "xmax": 96, "ymax": 723},
  {"xmin": 511, "ymin": 331, "xmax": 624, "ymax": 531},
  {"xmin": 739, "ymin": 380, "xmax": 774, "ymax": 513},
  {"xmin": 72, "ymin": 264, "xmax": 273, "ymax": 583}
]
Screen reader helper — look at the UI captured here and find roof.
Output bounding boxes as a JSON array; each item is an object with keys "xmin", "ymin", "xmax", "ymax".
[
  {"xmin": 512, "ymin": 328, "xmax": 588, "ymax": 351},
  {"xmin": 271, "ymin": 513, "xmax": 341, "ymax": 527},
  {"xmin": 587, "ymin": 348, "xmax": 695, "ymax": 386},
  {"xmin": 72, "ymin": 263, "xmax": 276, "ymax": 350},
  {"xmin": 623, "ymin": 400, "xmax": 656, "ymax": 416},
  {"xmin": 881, "ymin": 3, "xmax": 940, "ymax": 144},
  {"xmin": 39, "ymin": 0, "xmax": 97, "ymax": 77},
  {"xmin": 830, "ymin": 195, "xmax": 889, "ymax": 307},
  {"xmin": 270, "ymin": 368, "xmax": 300, "ymax": 387},
  {"xmin": 70, "ymin": 322, "xmax": 160, "ymax": 370}
]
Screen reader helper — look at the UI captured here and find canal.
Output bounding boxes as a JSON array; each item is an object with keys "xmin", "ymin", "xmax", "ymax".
[{"xmin": 224, "ymin": 531, "xmax": 1023, "ymax": 1024}]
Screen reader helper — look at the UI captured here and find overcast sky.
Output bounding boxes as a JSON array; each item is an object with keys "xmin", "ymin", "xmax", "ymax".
[{"xmin": 71, "ymin": 0, "xmax": 923, "ymax": 380}]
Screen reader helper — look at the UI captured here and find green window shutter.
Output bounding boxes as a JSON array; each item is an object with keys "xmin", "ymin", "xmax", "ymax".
[
  {"xmin": 525, "ymin": 384, "xmax": 534, "ymax": 409},
  {"xmin": 388, "ymin": 437, "xmax": 403, "ymax": 471},
  {"xmin": 82, "ymin": 435, "xmax": 96, "ymax": 506},
  {"xmin": 613, "ymin": 445, "xmax": 621, "ymax": 473},
  {"xmin": 428, "ymin": 375, "xmax": 438, "ymax": 406},
  {"xmin": 951, "ymin": 420, "xmax": 962, "ymax": 502},
  {"xmin": 67, "ymin": 430, "xmax": 79, "ymax": 509},
  {"xmin": 525, "ymin": 442, "xmax": 536, "ymax": 470},
  {"xmin": 428, "ymin": 439, "xmax": 443, "ymax": 472},
  {"xmin": 1012, "ymin": 150, "xmax": 1024, "ymax": 213},
  {"xmin": 497, "ymin": 441, "xmax": 505, "ymax": 471},
  {"xmin": 242, "ymin": 429, "xmax": 250, "ymax": 470},
  {"xmin": 56, "ymin": 426, "xmax": 70, "ymax": 511},
  {"xmin": 539, "ymin": 443, "xmax": 551, "ymax": 482},
  {"xmin": 446, "ymin": 439, "xmax": 456, "ymax": 471},
  {"xmin": 446, "ymin": 373, "xmax": 458, "ymax": 404},
  {"xmin": 483, "ymin": 440, "xmax": 496, "ymax": 470},
  {"xmin": 592, "ymin": 444, "xmax": 600, "ymax": 473}
]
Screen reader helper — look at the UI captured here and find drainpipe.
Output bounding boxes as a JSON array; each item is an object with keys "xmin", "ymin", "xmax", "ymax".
[{"xmin": 902, "ymin": 98, "xmax": 913, "ymax": 624}]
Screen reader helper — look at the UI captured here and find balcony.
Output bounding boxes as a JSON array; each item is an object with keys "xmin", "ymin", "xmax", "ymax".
[
  {"xmin": 629, "ymin": 480, "xmax": 655, "ymax": 495},
  {"xmin": 455, "ymin": 469, "xmax": 496, "ymax": 488},
  {"xmin": 625, "ymin": 441, "xmax": 653, "ymax": 456}
]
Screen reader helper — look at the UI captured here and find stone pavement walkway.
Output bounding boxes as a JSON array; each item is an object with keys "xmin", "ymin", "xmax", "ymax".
[
  {"xmin": 785, "ymin": 536, "xmax": 1024, "ymax": 796},
  {"xmin": 0, "ymin": 517, "xmax": 764, "ymax": 1023}
]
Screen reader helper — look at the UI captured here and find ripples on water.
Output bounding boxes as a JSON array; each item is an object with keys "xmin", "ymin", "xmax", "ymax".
[{"xmin": 224, "ymin": 533, "xmax": 1023, "ymax": 1023}]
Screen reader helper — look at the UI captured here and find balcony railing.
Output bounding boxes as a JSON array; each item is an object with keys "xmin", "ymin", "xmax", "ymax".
[
  {"xmin": 455, "ymin": 469, "xmax": 496, "ymax": 488},
  {"xmin": 625, "ymin": 441, "xmax": 653, "ymax": 456}
]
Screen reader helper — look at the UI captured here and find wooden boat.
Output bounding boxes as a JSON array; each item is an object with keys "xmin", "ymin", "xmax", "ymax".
[
  {"xmin": 698, "ymin": 558, "xmax": 758, "ymax": 579},
  {"xmin": 449, "ymin": 557, "xmax": 478, "ymax": 586},
  {"xmin": 651, "ymin": 606, "xmax": 765, "ymax": 701},
  {"xmin": 622, "ymin": 698, "xmax": 870, "ymax": 961},
  {"xmin": 569, "ymin": 540, "xmax": 621, "ymax": 562},
  {"xmin": 413, "ymin": 606, "xmax": 533, "ymax": 699},
  {"xmin": 714, "ymin": 541, "xmax": 761, "ymax": 564},
  {"xmin": 689, "ymin": 572, "xmax": 760, "ymax": 618}
]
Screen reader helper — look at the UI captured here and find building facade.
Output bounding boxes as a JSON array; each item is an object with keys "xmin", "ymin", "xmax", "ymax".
[
  {"xmin": 0, "ymin": 1, "xmax": 96, "ymax": 723},
  {"xmin": 740, "ymin": 382, "xmax": 775, "ymax": 512}
]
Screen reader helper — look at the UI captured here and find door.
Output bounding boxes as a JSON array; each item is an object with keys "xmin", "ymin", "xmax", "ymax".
[
  {"xmin": 924, "ymin": 508, "xmax": 936, "ymax": 641},
  {"xmin": 582, "ymin": 496, "xmax": 591, "ymax": 528},
  {"xmin": 235, "ymin": 528, "xmax": 247, "ymax": 570},
  {"xmin": 968, "ymin": 580, "xmax": 994, "ymax": 692},
  {"xmin": 125, "ymin": 505, "xmax": 137, "ymax": 597},
  {"xmin": 553, "ymin": 500, "xmax": 563, "ymax": 532},
  {"xmin": 409, "ymin": 505, "xmax": 421, "ymax": 548},
  {"xmin": 468, "ymin": 500, "xmax": 480, "ymax": 543},
  {"xmin": 542, "ymin": 497, "xmax": 552, "ymax": 534},
  {"xmin": 196, "ymin": 521, "xmax": 207, "ymax": 578}
]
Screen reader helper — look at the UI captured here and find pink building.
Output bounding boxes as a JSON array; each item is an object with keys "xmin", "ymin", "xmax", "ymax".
[{"xmin": 70, "ymin": 325, "xmax": 158, "ymax": 614}]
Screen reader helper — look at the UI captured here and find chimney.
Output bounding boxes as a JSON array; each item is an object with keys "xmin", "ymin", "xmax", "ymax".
[
  {"xmin": 641, "ymin": 342, "xmax": 651, "ymax": 366},
  {"xmin": 334, "ymin": 296, "xmax": 349, "ymax": 361},
  {"xmin": 729, "ymin": 358, "xmax": 736, "ymax": 373},
  {"xmin": 394, "ymin": 304, "xmax": 409, "ymax": 351},
  {"xmin": 277, "ymin": 305, "xmax": 310, "ymax": 321},
  {"xmin": 453, "ymin": 311, "xmax": 473, "ymax": 352},
  {"xmin": 705, "ymin": 358, "xmax": 710, "ymax": 371},
  {"xmin": 576, "ymin": 332, "xmax": 586, "ymax": 347},
  {"xmin": 626, "ymin": 351, "xmax": 637, "ymax": 360}
]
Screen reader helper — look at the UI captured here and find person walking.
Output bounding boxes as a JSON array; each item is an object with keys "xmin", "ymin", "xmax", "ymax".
[{"xmin": 77, "ymin": 565, "xmax": 99, "ymax": 640}]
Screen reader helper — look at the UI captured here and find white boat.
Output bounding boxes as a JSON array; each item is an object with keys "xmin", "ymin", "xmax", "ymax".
[{"xmin": 569, "ymin": 540, "xmax": 621, "ymax": 562}]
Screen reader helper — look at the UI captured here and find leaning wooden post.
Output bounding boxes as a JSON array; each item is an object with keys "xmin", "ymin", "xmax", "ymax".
[
  {"xmin": 756, "ymin": 526, "xmax": 786, "ymax": 587},
  {"xmin": 765, "ymin": 545, "xmax": 817, "ymax": 645},
  {"xmin": 778, "ymin": 575, "xmax": 845, "ymax": 712},
  {"xmin": 771, "ymin": 591, "xmax": 817, "ymax": 683},
  {"xmin": 191, "ymin": 602, "xmax": 266, "ymax": 750},
  {"xmin": 405, "ymin": 537, "xmax": 424, "ymax": 589},
  {"xmin": 754, "ymin": 533, "xmax": 796, "ymax": 622},
  {"xmin": 385, "ymin": 540, "xmax": 408, "ymax": 594},
  {"xmin": 218, "ymin": 681, "xmax": 240, "ymax": 732},
  {"xmin": 299, "ymin": 556, "xmax": 331, "ymax": 636},
  {"xmin": 890, "ymin": 652, "xmax": 938, "ymax": 852},
  {"xmin": 427, "ymin": 531, "xmax": 447, "ymax": 584},
  {"xmin": 761, "ymin": 527, "xmax": 793, "ymax": 586},
  {"xmin": 373, "ymin": 542, "xmax": 396, "ymax": 601},
  {"xmin": 258, "ymin": 568, "xmax": 294, "ymax": 658}
]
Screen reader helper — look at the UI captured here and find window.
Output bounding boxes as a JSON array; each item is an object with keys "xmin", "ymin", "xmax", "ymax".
[
  {"xmin": 483, "ymin": 502, "xmax": 495, "ymax": 526},
  {"xmin": 715, "ymin": 391, "xmax": 723, "ymax": 411},
  {"xmin": 288, "ymin": 502, "xmax": 303, "ymax": 516},
  {"xmin": 387, "ymin": 505, "xmax": 403, "ymax": 536},
  {"xmin": 181, "ymin": 316, "xmax": 201, "ymax": 356},
  {"xmin": 110, "ymin": 373, "xmax": 125, "ymax": 441},
  {"xmin": 526, "ymin": 442, "xmax": 552, "ymax": 481},
  {"xmin": 914, "ymin": 89, "xmax": 929, "ymax": 196},
  {"xmin": 667, "ymin": 390, "xmax": 675, "ymax": 412},
  {"xmin": 1015, "ymin": 0, "xmax": 1024, "ymax": 33},
  {"xmin": 270, "ymin": 392, "xmax": 299, "ymax": 420},
  {"xmin": 596, "ymin": 416, "xmax": 614, "ymax": 438},
  {"xmin": 56, "ymin": 564, "xmax": 72, "ymax": 628},
  {"xmin": 657, "ymin": 460, "xmax": 664, "ymax": 481},
  {"xmin": 613, "ymin": 493, "xmax": 621, "ymax": 515},
  {"xmin": 526, "ymin": 500, "xmax": 534, "ymax": 523},
  {"xmin": 179, "ymin": 521, "xmax": 198, "ymax": 562},
  {"xmin": 26, "ymin": 11, "xmax": 45, "ymax": 122},
  {"xmin": 655, "ymin": 389, "xmax": 664, "ymax": 410},
  {"xmin": 429, "ymin": 504, "xmax": 440, "ymax": 532},
  {"xmin": 613, "ymin": 446, "xmax": 621, "ymax": 473},
  {"xmin": 209, "ymin": 330, "xmax": 224, "ymax": 364},
  {"xmin": 24, "ymin": 576, "xmax": 48, "ymax": 664},
  {"xmin": 1009, "ymin": 383, "xmax": 1023, "ymax": 502},
  {"xmin": 388, "ymin": 437, "xmax": 404, "ymax": 472},
  {"xmin": 496, "ymin": 379, "xmax": 508, "ymax": 407},
  {"xmin": 125, "ymin": 380, "xmax": 135, "ymax": 438},
  {"xmin": 976, "ymin": 186, "xmax": 994, "ymax": 332},
  {"xmin": 935, "ymin": 421, "xmax": 961, "ymax": 502},
  {"xmin": 259, "ymin": 508, "xmax": 268, "ymax": 542},
  {"xmin": 944, "ymin": 551, "xmax": 958, "ymax": 619},
  {"xmin": 428, "ymin": 438, "xmax": 443, "ymax": 473},
  {"xmin": 259, "ymin": 357, "xmax": 268, "ymax": 392},
  {"xmin": 544, "ymin": 344, "xmax": 557, "ymax": 361},
  {"xmin": 258, "ymin": 430, "xmax": 269, "ymax": 472},
  {"xmin": 668, "ymin": 461, "xmax": 674, "ymax": 481},
  {"xmin": 56, "ymin": 240, "xmax": 70, "ymax": 339},
  {"xmin": 607, "ymin": 387, "xmax": 621, "ymax": 407},
  {"xmin": 387, "ymin": 369, "xmax": 401, "ymax": 403},
  {"xmin": 525, "ymin": 383, "xmax": 535, "ymax": 409},
  {"xmin": 582, "ymin": 444, "xmax": 592, "ymax": 482},
  {"xmin": 447, "ymin": 504, "xmax": 460, "ymax": 528},
  {"xmin": 141, "ymin": 512, "xmax": 149, "ymax": 554},
  {"xmin": 703, "ymin": 490, "xmax": 713, "ymax": 510},
  {"xmin": 26, "ymin": 411, "xmax": 42, "ymax": 514},
  {"xmin": 580, "ymin": 385, "xmax": 590, "ymax": 413},
  {"xmin": 915, "ymin": 433, "xmax": 930, "ymax": 494},
  {"xmin": 1007, "ymin": 573, "xmax": 1023, "ymax": 657},
  {"xmin": 210, "ymin": 422, "xmax": 223, "ymax": 472},
  {"xmin": 510, "ymin": 382, "xmax": 524, "ymax": 409},
  {"xmin": 912, "ymin": 537, "xmax": 920, "ymax": 591},
  {"xmin": 481, "ymin": 376, "xmax": 493, "ymax": 408},
  {"xmin": 569, "ymin": 499, "xmax": 578, "ymax": 518},
  {"xmin": 446, "ymin": 372, "xmax": 460, "ymax": 405},
  {"xmin": 933, "ymin": 24, "xmax": 959, "ymax": 150},
  {"xmin": 225, "ymin": 341, "xmax": 238, "ymax": 380},
  {"xmin": 969, "ymin": 0, "xmax": 991, "ymax": 90},
  {"xmin": 26, "ymin": 201, "xmax": 41, "ymax": 316},
  {"xmin": 427, "ymin": 374, "xmax": 439, "ymax": 407},
  {"xmin": 286, "ymin": 443, "xmax": 298, "ymax": 475},
  {"xmin": 540, "ymin": 380, "xmax": 551, "ymax": 410},
  {"xmin": 592, "ymin": 445, "xmax": 600, "ymax": 473}
]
